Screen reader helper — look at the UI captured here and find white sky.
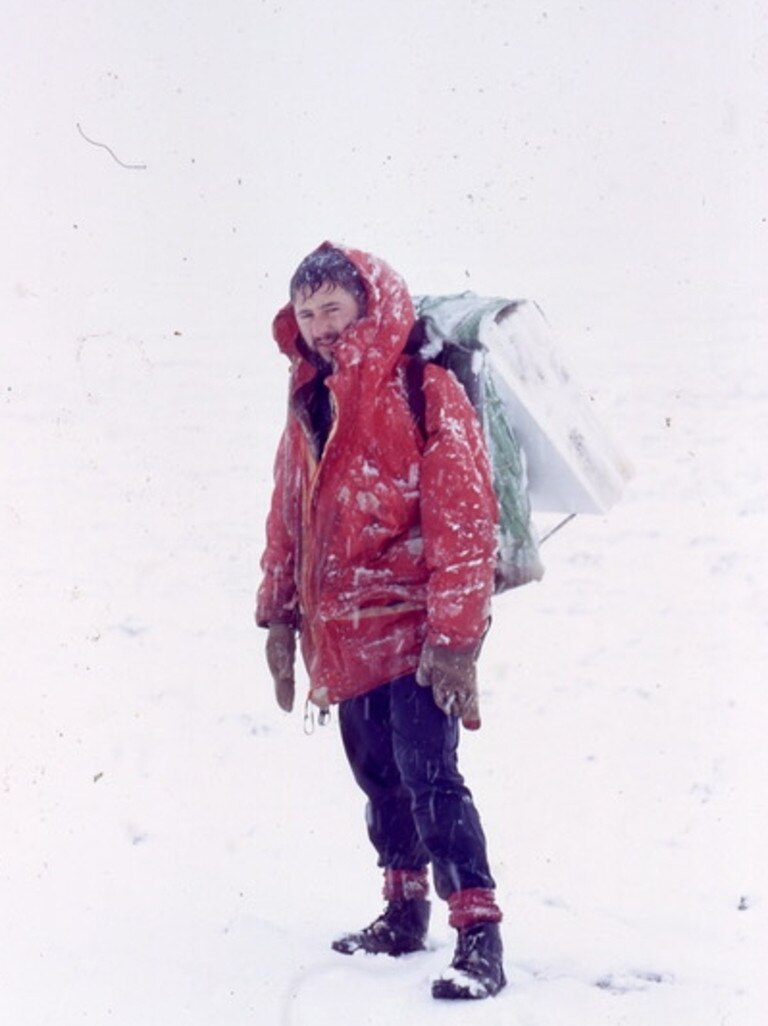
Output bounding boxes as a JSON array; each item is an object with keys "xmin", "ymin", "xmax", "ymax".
[{"xmin": 1, "ymin": 0, "xmax": 765, "ymax": 344}]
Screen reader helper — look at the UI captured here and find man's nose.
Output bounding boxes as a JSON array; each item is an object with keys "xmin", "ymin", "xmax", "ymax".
[{"xmin": 311, "ymin": 316, "xmax": 331, "ymax": 341}]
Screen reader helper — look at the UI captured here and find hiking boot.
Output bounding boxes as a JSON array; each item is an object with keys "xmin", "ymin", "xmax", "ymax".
[
  {"xmin": 331, "ymin": 899, "xmax": 430, "ymax": 957},
  {"xmin": 432, "ymin": 921, "xmax": 507, "ymax": 1000}
]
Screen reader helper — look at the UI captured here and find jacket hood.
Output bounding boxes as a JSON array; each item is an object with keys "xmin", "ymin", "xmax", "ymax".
[{"xmin": 272, "ymin": 242, "xmax": 415, "ymax": 378}]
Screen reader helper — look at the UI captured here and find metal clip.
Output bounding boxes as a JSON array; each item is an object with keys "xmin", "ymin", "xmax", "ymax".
[{"xmin": 303, "ymin": 701, "xmax": 331, "ymax": 734}]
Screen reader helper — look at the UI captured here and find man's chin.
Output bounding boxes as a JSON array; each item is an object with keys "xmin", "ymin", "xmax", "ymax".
[{"xmin": 315, "ymin": 338, "xmax": 340, "ymax": 358}]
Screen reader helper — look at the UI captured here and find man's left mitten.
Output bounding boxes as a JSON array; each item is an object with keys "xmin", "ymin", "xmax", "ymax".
[{"xmin": 416, "ymin": 643, "xmax": 481, "ymax": 730}]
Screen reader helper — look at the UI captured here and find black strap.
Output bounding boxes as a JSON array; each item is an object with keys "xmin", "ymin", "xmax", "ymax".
[
  {"xmin": 403, "ymin": 317, "xmax": 485, "ymax": 440},
  {"xmin": 404, "ymin": 354, "xmax": 427, "ymax": 440}
]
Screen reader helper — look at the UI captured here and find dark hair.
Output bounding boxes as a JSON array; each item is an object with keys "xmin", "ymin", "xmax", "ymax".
[{"xmin": 289, "ymin": 247, "xmax": 367, "ymax": 314}]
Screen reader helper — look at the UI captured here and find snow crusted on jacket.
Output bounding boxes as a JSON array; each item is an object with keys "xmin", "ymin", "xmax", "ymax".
[{"xmin": 256, "ymin": 242, "xmax": 498, "ymax": 706}]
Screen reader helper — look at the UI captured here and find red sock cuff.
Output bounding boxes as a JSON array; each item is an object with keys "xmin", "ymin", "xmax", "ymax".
[
  {"xmin": 382, "ymin": 868, "xmax": 430, "ymax": 902},
  {"xmin": 447, "ymin": 887, "xmax": 503, "ymax": 929}
]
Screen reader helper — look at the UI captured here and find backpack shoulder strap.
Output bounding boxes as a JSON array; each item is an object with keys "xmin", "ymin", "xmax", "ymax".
[
  {"xmin": 403, "ymin": 317, "xmax": 430, "ymax": 439},
  {"xmin": 404, "ymin": 353, "xmax": 427, "ymax": 440}
]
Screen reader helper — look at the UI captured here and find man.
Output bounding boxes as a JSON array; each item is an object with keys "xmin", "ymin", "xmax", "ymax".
[{"xmin": 256, "ymin": 242, "xmax": 506, "ymax": 1000}]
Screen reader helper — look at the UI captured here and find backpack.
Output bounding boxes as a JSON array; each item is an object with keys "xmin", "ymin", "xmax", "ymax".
[
  {"xmin": 405, "ymin": 294, "xmax": 545, "ymax": 595},
  {"xmin": 404, "ymin": 291, "xmax": 633, "ymax": 596}
]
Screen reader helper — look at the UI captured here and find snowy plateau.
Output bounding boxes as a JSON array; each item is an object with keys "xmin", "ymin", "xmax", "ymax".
[{"xmin": 1, "ymin": 2, "xmax": 767, "ymax": 1024}]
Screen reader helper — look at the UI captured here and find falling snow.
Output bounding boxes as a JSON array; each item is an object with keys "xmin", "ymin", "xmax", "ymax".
[{"xmin": 2, "ymin": 1, "xmax": 767, "ymax": 1024}]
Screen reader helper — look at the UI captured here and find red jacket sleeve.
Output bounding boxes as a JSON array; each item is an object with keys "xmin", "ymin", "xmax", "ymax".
[
  {"xmin": 419, "ymin": 365, "xmax": 498, "ymax": 650},
  {"xmin": 255, "ymin": 423, "xmax": 301, "ymax": 628}
]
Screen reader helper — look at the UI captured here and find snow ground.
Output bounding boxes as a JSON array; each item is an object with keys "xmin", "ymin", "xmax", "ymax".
[{"xmin": 2, "ymin": 2, "xmax": 767, "ymax": 1023}]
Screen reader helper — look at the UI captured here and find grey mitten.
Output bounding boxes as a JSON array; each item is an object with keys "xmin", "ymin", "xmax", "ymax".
[
  {"xmin": 416, "ymin": 643, "xmax": 481, "ymax": 730},
  {"xmin": 266, "ymin": 623, "xmax": 296, "ymax": 712}
]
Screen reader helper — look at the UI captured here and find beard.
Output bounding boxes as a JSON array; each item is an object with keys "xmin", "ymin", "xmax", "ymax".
[
  {"xmin": 313, "ymin": 334, "xmax": 341, "ymax": 363},
  {"xmin": 314, "ymin": 333, "xmax": 339, "ymax": 348}
]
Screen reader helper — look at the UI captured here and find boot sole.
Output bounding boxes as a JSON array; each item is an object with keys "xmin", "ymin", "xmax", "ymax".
[
  {"xmin": 331, "ymin": 938, "xmax": 427, "ymax": 957},
  {"xmin": 432, "ymin": 967, "xmax": 507, "ymax": 1000}
]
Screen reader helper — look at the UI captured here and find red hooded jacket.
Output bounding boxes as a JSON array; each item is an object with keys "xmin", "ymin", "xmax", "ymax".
[{"xmin": 256, "ymin": 244, "xmax": 498, "ymax": 706}]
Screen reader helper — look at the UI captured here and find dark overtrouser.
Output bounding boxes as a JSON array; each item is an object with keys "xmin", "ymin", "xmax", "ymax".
[{"xmin": 338, "ymin": 674, "xmax": 496, "ymax": 900}]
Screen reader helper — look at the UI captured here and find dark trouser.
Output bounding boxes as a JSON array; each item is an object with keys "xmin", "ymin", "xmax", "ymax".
[{"xmin": 338, "ymin": 674, "xmax": 496, "ymax": 901}]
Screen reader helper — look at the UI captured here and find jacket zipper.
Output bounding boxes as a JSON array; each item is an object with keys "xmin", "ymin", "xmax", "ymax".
[{"xmin": 298, "ymin": 387, "xmax": 340, "ymax": 693}]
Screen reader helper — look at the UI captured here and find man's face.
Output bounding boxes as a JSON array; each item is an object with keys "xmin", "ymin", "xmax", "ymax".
[{"xmin": 293, "ymin": 283, "xmax": 362, "ymax": 359}]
